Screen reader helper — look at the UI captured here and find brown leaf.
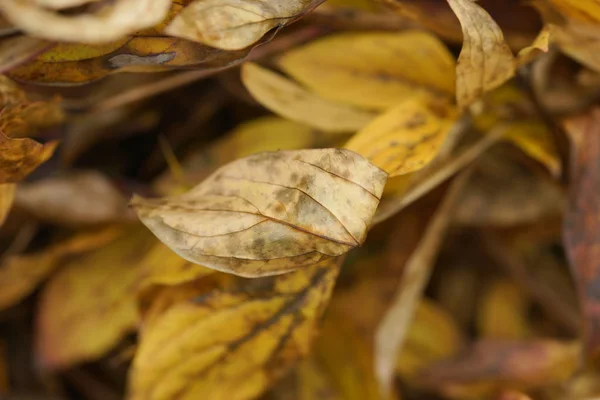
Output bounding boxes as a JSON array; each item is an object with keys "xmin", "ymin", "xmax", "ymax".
[
  {"xmin": 129, "ymin": 256, "xmax": 342, "ymax": 400},
  {"xmin": 15, "ymin": 171, "xmax": 132, "ymax": 226},
  {"xmin": 241, "ymin": 63, "xmax": 376, "ymax": 133},
  {"xmin": 563, "ymin": 109, "xmax": 600, "ymax": 359},
  {"xmin": 0, "ymin": 0, "xmax": 172, "ymax": 44},
  {"xmin": 0, "ymin": 131, "xmax": 58, "ymax": 183},
  {"xmin": 166, "ymin": 0, "xmax": 322, "ymax": 50},
  {"xmin": 0, "ymin": 98, "xmax": 64, "ymax": 138},
  {"xmin": 36, "ymin": 226, "xmax": 155, "ymax": 369},
  {"xmin": 132, "ymin": 149, "xmax": 387, "ymax": 277},
  {"xmin": 0, "ymin": 35, "xmax": 52, "ymax": 73},
  {"xmin": 447, "ymin": 0, "xmax": 516, "ymax": 109},
  {"xmin": 0, "ymin": 226, "xmax": 121, "ymax": 311},
  {"xmin": 419, "ymin": 339, "xmax": 579, "ymax": 398}
]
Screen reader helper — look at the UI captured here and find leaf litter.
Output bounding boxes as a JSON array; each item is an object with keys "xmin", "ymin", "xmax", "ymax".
[{"xmin": 0, "ymin": 0, "xmax": 598, "ymax": 399}]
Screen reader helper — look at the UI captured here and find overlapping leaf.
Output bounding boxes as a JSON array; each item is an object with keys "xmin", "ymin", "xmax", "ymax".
[
  {"xmin": 132, "ymin": 149, "xmax": 387, "ymax": 277},
  {"xmin": 129, "ymin": 256, "xmax": 342, "ymax": 400}
]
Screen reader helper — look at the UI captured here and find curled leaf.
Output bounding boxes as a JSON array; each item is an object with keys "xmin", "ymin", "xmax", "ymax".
[
  {"xmin": 0, "ymin": 0, "xmax": 172, "ymax": 44},
  {"xmin": 517, "ymin": 27, "xmax": 551, "ymax": 66},
  {"xmin": 278, "ymin": 31, "xmax": 456, "ymax": 110},
  {"xmin": 344, "ymin": 98, "xmax": 458, "ymax": 176},
  {"xmin": 0, "ymin": 132, "xmax": 58, "ymax": 183},
  {"xmin": 241, "ymin": 63, "xmax": 375, "ymax": 133},
  {"xmin": 166, "ymin": 0, "xmax": 322, "ymax": 50},
  {"xmin": 129, "ymin": 256, "xmax": 342, "ymax": 400},
  {"xmin": 132, "ymin": 149, "xmax": 387, "ymax": 277},
  {"xmin": 447, "ymin": 0, "xmax": 516, "ymax": 109}
]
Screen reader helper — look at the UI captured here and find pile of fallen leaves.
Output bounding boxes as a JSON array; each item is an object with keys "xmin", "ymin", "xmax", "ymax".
[{"xmin": 0, "ymin": 0, "xmax": 599, "ymax": 399}]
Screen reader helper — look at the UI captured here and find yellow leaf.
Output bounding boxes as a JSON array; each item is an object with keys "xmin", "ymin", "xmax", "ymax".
[
  {"xmin": 36, "ymin": 226, "xmax": 155, "ymax": 369},
  {"xmin": 313, "ymin": 311, "xmax": 391, "ymax": 400},
  {"xmin": 129, "ymin": 256, "xmax": 342, "ymax": 400},
  {"xmin": 546, "ymin": 0, "xmax": 600, "ymax": 22},
  {"xmin": 0, "ymin": 132, "xmax": 57, "ymax": 183},
  {"xmin": 36, "ymin": 39, "xmax": 131, "ymax": 62},
  {"xmin": 375, "ymin": 170, "xmax": 471, "ymax": 395},
  {"xmin": 546, "ymin": 22, "xmax": 600, "ymax": 73},
  {"xmin": 0, "ymin": 226, "xmax": 121, "ymax": 311},
  {"xmin": 396, "ymin": 299, "xmax": 463, "ymax": 381},
  {"xmin": 0, "ymin": 0, "xmax": 171, "ymax": 44},
  {"xmin": 278, "ymin": 31, "xmax": 456, "ymax": 110},
  {"xmin": 137, "ymin": 241, "xmax": 214, "ymax": 290},
  {"xmin": 447, "ymin": 0, "xmax": 516, "ymax": 109},
  {"xmin": 241, "ymin": 63, "xmax": 375, "ymax": 133},
  {"xmin": 477, "ymin": 279, "xmax": 532, "ymax": 339},
  {"xmin": 517, "ymin": 27, "xmax": 551, "ymax": 66},
  {"xmin": 8, "ymin": 37, "xmax": 252, "ymax": 85},
  {"xmin": 166, "ymin": 0, "xmax": 321, "ymax": 50},
  {"xmin": 132, "ymin": 149, "xmax": 387, "ymax": 277},
  {"xmin": 345, "ymin": 98, "xmax": 458, "ymax": 176},
  {"xmin": 504, "ymin": 122, "xmax": 561, "ymax": 177},
  {"xmin": 0, "ymin": 183, "xmax": 15, "ymax": 227}
]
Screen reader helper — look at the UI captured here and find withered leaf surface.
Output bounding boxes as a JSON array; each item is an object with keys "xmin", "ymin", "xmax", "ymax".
[
  {"xmin": 166, "ymin": 0, "xmax": 322, "ymax": 50},
  {"xmin": 129, "ymin": 256, "xmax": 342, "ymax": 400},
  {"xmin": 447, "ymin": 0, "xmax": 516, "ymax": 109},
  {"xmin": 0, "ymin": 183, "xmax": 15, "ymax": 227},
  {"xmin": 132, "ymin": 149, "xmax": 387, "ymax": 277}
]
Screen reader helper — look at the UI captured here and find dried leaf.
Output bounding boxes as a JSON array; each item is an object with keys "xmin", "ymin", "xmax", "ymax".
[
  {"xmin": 419, "ymin": 339, "xmax": 579, "ymax": 398},
  {"xmin": 476, "ymin": 279, "xmax": 532, "ymax": 339},
  {"xmin": 132, "ymin": 149, "xmax": 387, "ymax": 277},
  {"xmin": 455, "ymin": 149, "xmax": 564, "ymax": 226},
  {"xmin": 517, "ymin": 27, "xmax": 551, "ymax": 66},
  {"xmin": 8, "ymin": 37, "xmax": 254, "ymax": 85},
  {"xmin": 129, "ymin": 256, "xmax": 342, "ymax": 400},
  {"xmin": 0, "ymin": 0, "xmax": 172, "ymax": 44},
  {"xmin": 0, "ymin": 132, "xmax": 58, "ymax": 183},
  {"xmin": 278, "ymin": 31, "xmax": 456, "ymax": 110},
  {"xmin": 166, "ymin": 0, "xmax": 321, "ymax": 50},
  {"xmin": 375, "ymin": 170, "xmax": 471, "ymax": 395},
  {"xmin": 0, "ymin": 183, "xmax": 15, "ymax": 227},
  {"xmin": 344, "ymin": 98, "xmax": 458, "ymax": 176},
  {"xmin": 563, "ymin": 109, "xmax": 600, "ymax": 359},
  {"xmin": 447, "ymin": 0, "xmax": 516, "ymax": 109},
  {"xmin": 36, "ymin": 226, "xmax": 155, "ymax": 369},
  {"xmin": 0, "ymin": 226, "xmax": 121, "ymax": 311},
  {"xmin": 0, "ymin": 98, "xmax": 65, "ymax": 138},
  {"xmin": 241, "ymin": 63, "xmax": 375, "ymax": 133},
  {"xmin": 15, "ymin": 171, "xmax": 132, "ymax": 226}
]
